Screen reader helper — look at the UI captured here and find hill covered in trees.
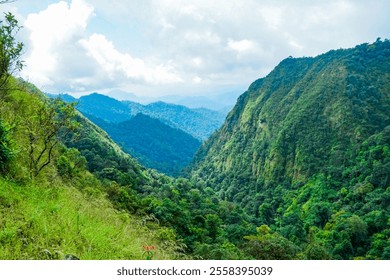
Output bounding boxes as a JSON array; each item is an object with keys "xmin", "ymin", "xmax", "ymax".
[
  {"xmin": 190, "ymin": 39, "xmax": 390, "ymax": 259},
  {"xmin": 84, "ymin": 113, "xmax": 201, "ymax": 176},
  {"xmin": 51, "ymin": 93, "xmax": 225, "ymax": 175}
]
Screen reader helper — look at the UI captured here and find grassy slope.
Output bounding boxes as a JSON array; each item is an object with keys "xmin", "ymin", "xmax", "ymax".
[
  {"xmin": 0, "ymin": 178, "xmax": 176, "ymax": 260},
  {"xmin": 0, "ymin": 79, "xmax": 177, "ymax": 260}
]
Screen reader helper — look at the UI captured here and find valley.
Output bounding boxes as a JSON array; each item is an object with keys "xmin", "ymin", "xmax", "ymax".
[{"xmin": 0, "ymin": 11, "xmax": 389, "ymax": 260}]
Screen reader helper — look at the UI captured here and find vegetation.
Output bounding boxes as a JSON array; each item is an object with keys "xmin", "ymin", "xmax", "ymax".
[
  {"xmin": 57, "ymin": 92, "xmax": 226, "ymax": 140},
  {"xmin": 0, "ymin": 14, "xmax": 178, "ymax": 259},
  {"xmin": 0, "ymin": 12, "xmax": 23, "ymax": 91},
  {"xmin": 126, "ymin": 101, "xmax": 226, "ymax": 140},
  {"xmin": 190, "ymin": 39, "xmax": 390, "ymax": 260},
  {"xmin": 1, "ymin": 11, "xmax": 389, "ymax": 259},
  {"xmin": 53, "ymin": 93, "xmax": 225, "ymax": 175},
  {"xmin": 60, "ymin": 109, "xmax": 256, "ymax": 259},
  {"xmin": 0, "ymin": 178, "xmax": 177, "ymax": 260},
  {"xmin": 84, "ymin": 113, "xmax": 201, "ymax": 176}
]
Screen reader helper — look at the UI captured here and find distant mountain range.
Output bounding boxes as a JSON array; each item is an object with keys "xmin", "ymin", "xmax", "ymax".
[
  {"xmin": 103, "ymin": 89, "xmax": 241, "ymax": 111},
  {"xmin": 85, "ymin": 113, "xmax": 201, "ymax": 176},
  {"xmin": 124, "ymin": 100, "xmax": 225, "ymax": 140},
  {"xmin": 53, "ymin": 93, "xmax": 226, "ymax": 140},
  {"xmin": 48, "ymin": 92, "xmax": 226, "ymax": 175}
]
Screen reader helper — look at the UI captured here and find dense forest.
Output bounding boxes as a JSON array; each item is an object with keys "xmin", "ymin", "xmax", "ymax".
[
  {"xmin": 190, "ymin": 39, "xmax": 390, "ymax": 259},
  {"xmin": 1, "ymin": 10, "xmax": 389, "ymax": 260}
]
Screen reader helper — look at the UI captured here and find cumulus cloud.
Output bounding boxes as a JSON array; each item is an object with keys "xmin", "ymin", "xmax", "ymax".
[
  {"xmin": 80, "ymin": 33, "xmax": 182, "ymax": 84},
  {"xmin": 22, "ymin": 0, "xmax": 94, "ymax": 89},
  {"xmin": 228, "ymin": 39, "xmax": 255, "ymax": 53},
  {"xmin": 21, "ymin": 0, "xmax": 181, "ymax": 93},
  {"xmin": 11, "ymin": 0, "xmax": 390, "ymax": 97}
]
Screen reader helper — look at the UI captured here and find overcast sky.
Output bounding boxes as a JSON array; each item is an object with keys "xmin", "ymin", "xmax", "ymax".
[{"xmin": 3, "ymin": 0, "xmax": 390, "ymax": 100}]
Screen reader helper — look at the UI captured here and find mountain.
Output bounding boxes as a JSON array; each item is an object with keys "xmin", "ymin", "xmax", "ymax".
[
  {"xmin": 77, "ymin": 93, "xmax": 131, "ymax": 123},
  {"xmin": 3, "ymin": 78, "xmax": 253, "ymax": 260},
  {"xmin": 55, "ymin": 93, "xmax": 226, "ymax": 140},
  {"xmin": 84, "ymin": 113, "xmax": 201, "ymax": 176},
  {"xmin": 52, "ymin": 93, "xmax": 214, "ymax": 174},
  {"xmin": 158, "ymin": 91, "xmax": 241, "ymax": 110},
  {"xmin": 57, "ymin": 93, "xmax": 77, "ymax": 103},
  {"xmin": 190, "ymin": 40, "xmax": 390, "ymax": 259},
  {"xmin": 125, "ymin": 101, "xmax": 226, "ymax": 140}
]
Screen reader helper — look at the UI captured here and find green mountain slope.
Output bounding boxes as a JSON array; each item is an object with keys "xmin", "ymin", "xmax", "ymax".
[
  {"xmin": 81, "ymin": 113, "xmax": 201, "ymax": 176},
  {"xmin": 190, "ymin": 40, "xmax": 390, "ymax": 259},
  {"xmin": 0, "ymin": 79, "xmax": 179, "ymax": 260},
  {"xmin": 55, "ymin": 93, "xmax": 224, "ymax": 174},
  {"xmin": 0, "ymin": 178, "xmax": 176, "ymax": 260}
]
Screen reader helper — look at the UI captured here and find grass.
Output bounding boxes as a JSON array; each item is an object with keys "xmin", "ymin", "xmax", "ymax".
[{"xmin": 0, "ymin": 178, "xmax": 177, "ymax": 260}]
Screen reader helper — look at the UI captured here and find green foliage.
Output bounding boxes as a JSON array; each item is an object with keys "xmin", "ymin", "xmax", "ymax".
[
  {"xmin": 244, "ymin": 225, "xmax": 300, "ymax": 260},
  {"xmin": 190, "ymin": 39, "xmax": 390, "ymax": 259},
  {"xmin": 0, "ymin": 75, "xmax": 185, "ymax": 259},
  {"xmin": 0, "ymin": 178, "xmax": 176, "ymax": 260},
  {"xmin": 23, "ymin": 98, "xmax": 79, "ymax": 178},
  {"xmin": 0, "ymin": 119, "xmax": 13, "ymax": 173},
  {"xmin": 86, "ymin": 113, "xmax": 201, "ymax": 176},
  {"xmin": 0, "ymin": 12, "xmax": 23, "ymax": 91},
  {"xmin": 55, "ymin": 93, "xmax": 225, "ymax": 175},
  {"xmin": 56, "ymin": 147, "xmax": 87, "ymax": 179},
  {"xmin": 2, "ymin": 36, "xmax": 389, "ymax": 260}
]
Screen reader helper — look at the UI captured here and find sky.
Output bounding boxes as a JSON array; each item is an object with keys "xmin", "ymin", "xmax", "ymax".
[{"xmin": 2, "ymin": 0, "xmax": 390, "ymax": 102}]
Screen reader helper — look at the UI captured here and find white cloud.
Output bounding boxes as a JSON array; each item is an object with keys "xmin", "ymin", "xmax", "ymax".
[
  {"xmin": 20, "ymin": 0, "xmax": 181, "ymax": 93},
  {"xmin": 228, "ymin": 39, "xmax": 255, "ymax": 53},
  {"xmin": 259, "ymin": 6, "xmax": 284, "ymax": 30},
  {"xmin": 80, "ymin": 33, "xmax": 182, "ymax": 84},
  {"xmin": 22, "ymin": 0, "xmax": 94, "ymax": 89},
  {"xmin": 192, "ymin": 76, "xmax": 203, "ymax": 84},
  {"xmin": 11, "ymin": 0, "xmax": 390, "ymax": 98}
]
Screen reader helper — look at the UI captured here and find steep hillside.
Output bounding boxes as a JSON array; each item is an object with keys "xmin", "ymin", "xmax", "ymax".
[
  {"xmin": 0, "ymin": 178, "xmax": 176, "ymax": 260},
  {"xmin": 0, "ymin": 79, "xmax": 178, "ymax": 260},
  {"xmin": 191, "ymin": 40, "xmax": 390, "ymax": 259},
  {"xmin": 82, "ymin": 113, "xmax": 201, "ymax": 176}
]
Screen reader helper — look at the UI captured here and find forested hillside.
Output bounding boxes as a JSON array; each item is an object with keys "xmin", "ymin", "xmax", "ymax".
[
  {"xmin": 0, "ymin": 79, "xmax": 179, "ymax": 259},
  {"xmin": 1, "ymin": 77, "xmax": 259, "ymax": 260},
  {"xmin": 190, "ymin": 40, "xmax": 390, "ymax": 259},
  {"xmin": 53, "ymin": 93, "xmax": 224, "ymax": 174},
  {"xmin": 82, "ymin": 113, "xmax": 201, "ymax": 176}
]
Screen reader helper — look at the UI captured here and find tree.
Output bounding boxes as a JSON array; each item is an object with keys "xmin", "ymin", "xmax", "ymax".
[
  {"xmin": 0, "ymin": 118, "xmax": 13, "ymax": 173},
  {"xmin": 244, "ymin": 225, "xmax": 300, "ymax": 259},
  {"xmin": 0, "ymin": 12, "xmax": 23, "ymax": 92},
  {"xmin": 24, "ymin": 98, "xmax": 79, "ymax": 178}
]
